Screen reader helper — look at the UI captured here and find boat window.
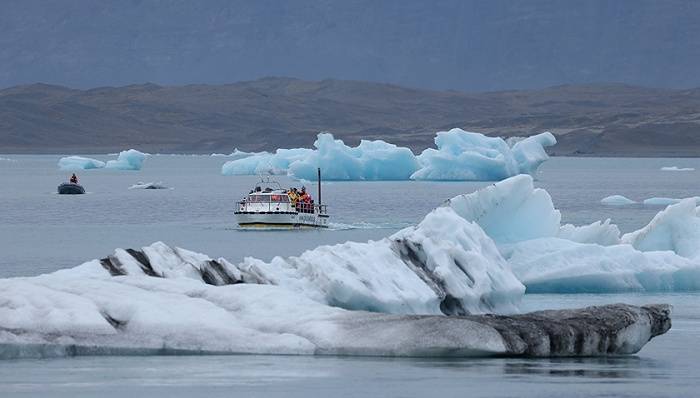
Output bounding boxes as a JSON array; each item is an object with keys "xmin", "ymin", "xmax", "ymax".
[
  {"xmin": 270, "ymin": 194, "xmax": 290, "ymax": 203},
  {"xmin": 248, "ymin": 195, "xmax": 271, "ymax": 203}
]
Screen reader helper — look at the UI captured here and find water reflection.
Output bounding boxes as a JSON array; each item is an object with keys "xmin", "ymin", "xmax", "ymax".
[{"xmin": 406, "ymin": 355, "xmax": 667, "ymax": 381}]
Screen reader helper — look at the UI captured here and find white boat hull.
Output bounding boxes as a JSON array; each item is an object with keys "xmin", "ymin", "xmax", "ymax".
[{"xmin": 234, "ymin": 211, "xmax": 329, "ymax": 228}]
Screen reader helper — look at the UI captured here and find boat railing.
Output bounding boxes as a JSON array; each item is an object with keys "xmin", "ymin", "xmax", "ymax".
[{"xmin": 237, "ymin": 200, "xmax": 327, "ymax": 215}]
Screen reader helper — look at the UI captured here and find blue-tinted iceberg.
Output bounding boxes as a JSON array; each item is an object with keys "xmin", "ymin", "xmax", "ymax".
[
  {"xmin": 58, "ymin": 150, "xmax": 148, "ymax": 171},
  {"xmin": 105, "ymin": 149, "xmax": 148, "ymax": 170},
  {"xmin": 456, "ymin": 175, "xmax": 700, "ymax": 293},
  {"xmin": 58, "ymin": 156, "xmax": 106, "ymax": 170},
  {"xmin": 622, "ymin": 198, "xmax": 700, "ymax": 259},
  {"xmin": 221, "ymin": 130, "xmax": 555, "ymax": 181},
  {"xmin": 411, "ymin": 130, "xmax": 556, "ymax": 180}
]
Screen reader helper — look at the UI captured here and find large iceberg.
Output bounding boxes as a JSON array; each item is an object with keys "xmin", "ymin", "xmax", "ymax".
[
  {"xmin": 58, "ymin": 156, "xmax": 106, "ymax": 170},
  {"xmin": 411, "ymin": 130, "xmax": 556, "ymax": 181},
  {"xmin": 105, "ymin": 149, "xmax": 148, "ymax": 170},
  {"xmin": 0, "ymin": 242, "xmax": 670, "ymax": 359},
  {"xmin": 221, "ymin": 130, "xmax": 555, "ymax": 181},
  {"xmin": 457, "ymin": 175, "xmax": 700, "ymax": 293}
]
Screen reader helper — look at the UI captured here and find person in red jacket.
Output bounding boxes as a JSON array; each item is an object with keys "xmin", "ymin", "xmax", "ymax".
[{"xmin": 70, "ymin": 173, "xmax": 78, "ymax": 184}]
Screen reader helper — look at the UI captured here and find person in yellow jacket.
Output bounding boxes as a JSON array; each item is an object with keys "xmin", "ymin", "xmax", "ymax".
[{"xmin": 288, "ymin": 187, "xmax": 299, "ymax": 205}]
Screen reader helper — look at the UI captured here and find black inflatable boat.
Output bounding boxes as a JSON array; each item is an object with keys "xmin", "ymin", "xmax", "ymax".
[{"xmin": 57, "ymin": 183, "xmax": 85, "ymax": 195}]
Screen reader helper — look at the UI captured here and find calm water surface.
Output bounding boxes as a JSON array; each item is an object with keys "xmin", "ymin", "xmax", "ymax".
[{"xmin": 1, "ymin": 155, "xmax": 700, "ymax": 397}]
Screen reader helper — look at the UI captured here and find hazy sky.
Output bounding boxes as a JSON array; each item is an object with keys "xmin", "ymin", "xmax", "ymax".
[{"xmin": 1, "ymin": 0, "xmax": 699, "ymax": 91}]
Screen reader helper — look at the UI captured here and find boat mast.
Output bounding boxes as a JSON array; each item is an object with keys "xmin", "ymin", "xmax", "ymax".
[{"xmin": 317, "ymin": 167, "xmax": 322, "ymax": 206}]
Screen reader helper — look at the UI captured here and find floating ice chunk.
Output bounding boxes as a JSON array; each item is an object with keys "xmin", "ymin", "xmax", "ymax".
[
  {"xmin": 128, "ymin": 181, "xmax": 169, "ymax": 190},
  {"xmin": 445, "ymin": 175, "xmax": 561, "ymax": 244},
  {"xmin": 661, "ymin": 166, "xmax": 695, "ymax": 171},
  {"xmin": 105, "ymin": 149, "xmax": 148, "ymax": 170},
  {"xmin": 622, "ymin": 198, "xmax": 700, "ymax": 259},
  {"xmin": 221, "ymin": 149, "xmax": 311, "ymax": 176},
  {"xmin": 503, "ymin": 237, "xmax": 700, "ymax": 293},
  {"xmin": 237, "ymin": 206, "xmax": 524, "ymax": 315},
  {"xmin": 558, "ymin": 219, "xmax": 621, "ymax": 246},
  {"xmin": 601, "ymin": 195, "xmax": 636, "ymax": 206},
  {"xmin": 410, "ymin": 130, "xmax": 555, "ymax": 181},
  {"xmin": 58, "ymin": 156, "xmax": 106, "ymax": 170},
  {"xmin": 0, "ymin": 157, "xmax": 16, "ymax": 162},
  {"xmin": 510, "ymin": 132, "xmax": 558, "ymax": 175},
  {"xmin": 0, "ymin": 243, "xmax": 670, "ymax": 358}
]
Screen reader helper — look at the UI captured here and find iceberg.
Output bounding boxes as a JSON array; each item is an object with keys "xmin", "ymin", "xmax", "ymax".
[
  {"xmin": 0, "ymin": 242, "xmax": 670, "ymax": 359},
  {"xmin": 221, "ymin": 148, "xmax": 312, "ymax": 176},
  {"xmin": 128, "ymin": 181, "xmax": 170, "ymax": 190},
  {"xmin": 58, "ymin": 156, "xmax": 106, "ymax": 170},
  {"xmin": 661, "ymin": 166, "xmax": 695, "ymax": 171},
  {"xmin": 503, "ymin": 237, "xmax": 700, "ymax": 293},
  {"xmin": 411, "ymin": 130, "xmax": 556, "ymax": 181},
  {"xmin": 557, "ymin": 220, "xmax": 621, "ymax": 246},
  {"xmin": 601, "ymin": 195, "xmax": 636, "ymax": 206},
  {"xmin": 221, "ymin": 130, "xmax": 555, "ymax": 181},
  {"xmin": 105, "ymin": 149, "xmax": 148, "ymax": 170},
  {"xmin": 444, "ymin": 174, "xmax": 561, "ymax": 244},
  {"xmin": 234, "ymin": 207, "xmax": 524, "ymax": 315},
  {"xmin": 288, "ymin": 134, "xmax": 419, "ymax": 181},
  {"xmin": 622, "ymin": 199, "xmax": 700, "ymax": 259},
  {"xmin": 447, "ymin": 175, "xmax": 700, "ymax": 293}
]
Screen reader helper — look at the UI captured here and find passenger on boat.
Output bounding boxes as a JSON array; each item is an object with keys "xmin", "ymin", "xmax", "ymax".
[
  {"xmin": 299, "ymin": 187, "xmax": 313, "ymax": 213},
  {"xmin": 288, "ymin": 188, "xmax": 299, "ymax": 204},
  {"xmin": 70, "ymin": 174, "xmax": 78, "ymax": 184}
]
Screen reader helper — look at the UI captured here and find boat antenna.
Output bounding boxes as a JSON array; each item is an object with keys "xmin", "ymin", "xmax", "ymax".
[{"xmin": 317, "ymin": 167, "xmax": 322, "ymax": 206}]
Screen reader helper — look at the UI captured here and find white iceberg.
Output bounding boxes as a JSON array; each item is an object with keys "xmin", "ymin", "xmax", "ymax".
[
  {"xmin": 221, "ymin": 130, "xmax": 555, "ymax": 181},
  {"xmin": 236, "ymin": 206, "xmax": 524, "ymax": 315},
  {"xmin": 601, "ymin": 195, "xmax": 636, "ymax": 206},
  {"xmin": 105, "ymin": 149, "xmax": 148, "ymax": 170},
  {"xmin": 661, "ymin": 166, "xmax": 695, "ymax": 171},
  {"xmin": 0, "ymin": 242, "xmax": 670, "ymax": 359},
  {"xmin": 444, "ymin": 174, "xmax": 561, "ymax": 244},
  {"xmin": 557, "ymin": 220, "xmax": 621, "ymax": 246},
  {"xmin": 58, "ymin": 156, "xmax": 106, "ymax": 170},
  {"xmin": 622, "ymin": 198, "xmax": 700, "ymax": 259}
]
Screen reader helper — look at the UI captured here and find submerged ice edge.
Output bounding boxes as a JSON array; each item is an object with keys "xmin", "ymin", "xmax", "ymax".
[{"xmin": 221, "ymin": 130, "xmax": 556, "ymax": 181}]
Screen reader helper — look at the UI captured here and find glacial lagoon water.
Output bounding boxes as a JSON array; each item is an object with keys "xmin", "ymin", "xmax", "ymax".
[{"xmin": 1, "ymin": 154, "xmax": 700, "ymax": 397}]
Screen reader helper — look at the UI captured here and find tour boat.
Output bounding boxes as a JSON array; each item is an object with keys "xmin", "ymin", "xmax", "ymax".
[{"xmin": 234, "ymin": 169, "xmax": 329, "ymax": 228}]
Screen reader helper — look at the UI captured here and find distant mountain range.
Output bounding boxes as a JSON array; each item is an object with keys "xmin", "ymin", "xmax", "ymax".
[{"xmin": 1, "ymin": 77, "xmax": 700, "ymax": 156}]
